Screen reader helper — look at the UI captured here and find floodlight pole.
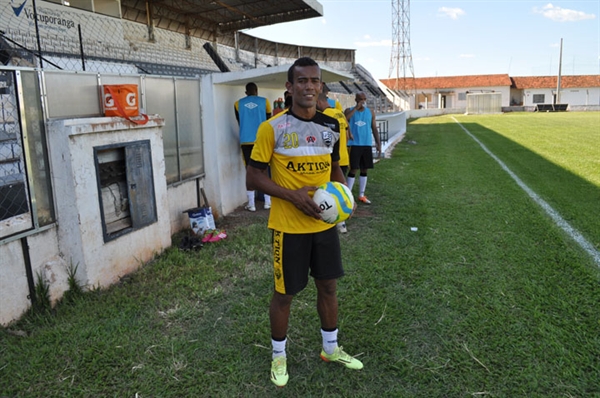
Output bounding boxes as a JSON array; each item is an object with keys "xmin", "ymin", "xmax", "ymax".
[{"xmin": 556, "ymin": 38, "xmax": 563, "ymax": 105}]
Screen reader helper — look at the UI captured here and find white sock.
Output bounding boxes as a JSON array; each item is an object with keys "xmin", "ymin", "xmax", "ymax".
[
  {"xmin": 346, "ymin": 176, "xmax": 356, "ymax": 192},
  {"xmin": 272, "ymin": 337, "xmax": 287, "ymax": 359},
  {"xmin": 264, "ymin": 194, "xmax": 271, "ymax": 206},
  {"xmin": 247, "ymin": 190, "xmax": 255, "ymax": 207},
  {"xmin": 359, "ymin": 176, "xmax": 368, "ymax": 197},
  {"xmin": 321, "ymin": 328, "xmax": 338, "ymax": 355}
]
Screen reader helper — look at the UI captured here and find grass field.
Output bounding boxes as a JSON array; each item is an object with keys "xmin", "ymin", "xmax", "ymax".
[{"xmin": 1, "ymin": 112, "xmax": 599, "ymax": 397}]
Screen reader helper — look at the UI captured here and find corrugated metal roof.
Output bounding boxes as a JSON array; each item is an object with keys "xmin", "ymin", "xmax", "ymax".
[{"xmin": 121, "ymin": 0, "xmax": 323, "ymax": 39}]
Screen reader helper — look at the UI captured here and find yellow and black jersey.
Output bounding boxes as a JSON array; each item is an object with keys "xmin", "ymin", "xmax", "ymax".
[
  {"xmin": 250, "ymin": 109, "xmax": 340, "ymax": 234},
  {"xmin": 322, "ymin": 107, "xmax": 350, "ymax": 167}
]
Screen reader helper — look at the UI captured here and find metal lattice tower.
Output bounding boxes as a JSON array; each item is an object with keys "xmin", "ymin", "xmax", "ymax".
[{"xmin": 388, "ymin": 0, "xmax": 415, "ymax": 91}]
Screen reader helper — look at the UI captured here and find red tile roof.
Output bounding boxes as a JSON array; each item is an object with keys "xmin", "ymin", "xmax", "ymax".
[
  {"xmin": 510, "ymin": 75, "xmax": 600, "ymax": 89},
  {"xmin": 380, "ymin": 74, "xmax": 600, "ymax": 90},
  {"xmin": 380, "ymin": 74, "xmax": 512, "ymax": 90}
]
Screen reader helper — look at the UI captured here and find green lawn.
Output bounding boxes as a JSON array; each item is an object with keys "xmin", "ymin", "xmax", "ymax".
[{"xmin": 1, "ymin": 112, "xmax": 599, "ymax": 397}]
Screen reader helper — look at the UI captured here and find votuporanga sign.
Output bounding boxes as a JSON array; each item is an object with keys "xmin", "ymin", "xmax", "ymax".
[{"xmin": 0, "ymin": 0, "xmax": 124, "ymax": 45}]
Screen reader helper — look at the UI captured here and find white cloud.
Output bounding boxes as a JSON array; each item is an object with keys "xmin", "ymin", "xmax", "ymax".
[
  {"xmin": 364, "ymin": 34, "xmax": 371, "ymax": 39},
  {"xmin": 460, "ymin": 54, "xmax": 475, "ymax": 58},
  {"xmin": 354, "ymin": 39, "xmax": 393, "ymax": 48},
  {"xmin": 321, "ymin": 18, "xmax": 327, "ymax": 25},
  {"xmin": 438, "ymin": 7, "xmax": 465, "ymax": 20},
  {"xmin": 534, "ymin": 3, "xmax": 596, "ymax": 22}
]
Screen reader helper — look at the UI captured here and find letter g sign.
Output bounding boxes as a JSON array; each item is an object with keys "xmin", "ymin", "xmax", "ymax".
[
  {"xmin": 126, "ymin": 92, "xmax": 136, "ymax": 107},
  {"xmin": 104, "ymin": 93, "xmax": 114, "ymax": 107}
]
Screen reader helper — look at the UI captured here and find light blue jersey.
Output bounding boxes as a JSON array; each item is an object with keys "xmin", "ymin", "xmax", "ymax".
[
  {"xmin": 347, "ymin": 107, "xmax": 373, "ymax": 146},
  {"xmin": 235, "ymin": 95, "xmax": 269, "ymax": 144}
]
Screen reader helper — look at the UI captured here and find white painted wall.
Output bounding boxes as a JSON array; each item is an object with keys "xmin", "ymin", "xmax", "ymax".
[
  {"xmin": 47, "ymin": 116, "xmax": 171, "ymax": 290},
  {"xmin": 377, "ymin": 111, "xmax": 407, "ymax": 136},
  {"xmin": 0, "ymin": 226, "xmax": 68, "ymax": 325},
  {"xmin": 521, "ymin": 87, "xmax": 600, "ymax": 107},
  {"xmin": 0, "ymin": 239, "xmax": 31, "ymax": 325},
  {"xmin": 418, "ymin": 86, "xmax": 511, "ymax": 110}
]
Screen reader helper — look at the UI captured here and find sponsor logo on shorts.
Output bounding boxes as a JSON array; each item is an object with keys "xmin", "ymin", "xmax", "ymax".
[{"xmin": 273, "ymin": 231, "xmax": 285, "ymax": 293}]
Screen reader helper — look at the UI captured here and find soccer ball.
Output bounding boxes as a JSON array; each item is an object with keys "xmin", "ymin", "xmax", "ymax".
[{"xmin": 312, "ymin": 181, "xmax": 354, "ymax": 224}]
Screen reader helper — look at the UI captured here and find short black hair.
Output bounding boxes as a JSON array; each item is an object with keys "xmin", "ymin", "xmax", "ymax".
[
  {"xmin": 245, "ymin": 82, "xmax": 257, "ymax": 93},
  {"xmin": 287, "ymin": 57, "xmax": 319, "ymax": 83}
]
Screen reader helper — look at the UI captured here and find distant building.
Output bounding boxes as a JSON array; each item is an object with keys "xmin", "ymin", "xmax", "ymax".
[
  {"xmin": 380, "ymin": 75, "xmax": 600, "ymax": 111},
  {"xmin": 511, "ymin": 75, "xmax": 599, "ymax": 110}
]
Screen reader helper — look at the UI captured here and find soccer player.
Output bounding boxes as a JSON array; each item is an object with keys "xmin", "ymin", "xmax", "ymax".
[
  {"xmin": 344, "ymin": 92, "xmax": 381, "ymax": 204},
  {"xmin": 246, "ymin": 57, "xmax": 363, "ymax": 388},
  {"xmin": 317, "ymin": 92, "xmax": 353, "ymax": 234},
  {"xmin": 234, "ymin": 82, "xmax": 272, "ymax": 211}
]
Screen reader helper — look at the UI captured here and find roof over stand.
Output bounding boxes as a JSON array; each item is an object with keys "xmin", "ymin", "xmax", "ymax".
[{"xmin": 121, "ymin": 0, "xmax": 323, "ymax": 41}]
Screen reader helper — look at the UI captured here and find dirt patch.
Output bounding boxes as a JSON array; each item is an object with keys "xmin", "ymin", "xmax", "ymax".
[{"xmin": 216, "ymin": 205, "xmax": 270, "ymax": 230}]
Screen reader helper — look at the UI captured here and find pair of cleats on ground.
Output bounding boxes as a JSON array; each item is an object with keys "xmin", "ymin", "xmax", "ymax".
[
  {"xmin": 270, "ymin": 346, "xmax": 363, "ymax": 388},
  {"xmin": 201, "ymin": 229, "xmax": 227, "ymax": 243}
]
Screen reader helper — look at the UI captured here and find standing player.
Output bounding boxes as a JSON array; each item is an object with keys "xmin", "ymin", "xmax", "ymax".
[
  {"xmin": 344, "ymin": 92, "xmax": 381, "ymax": 204},
  {"xmin": 317, "ymin": 92, "xmax": 353, "ymax": 233},
  {"xmin": 246, "ymin": 57, "xmax": 363, "ymax": 388},
  {"xmin": 234, "ymin": 82, "xmax": 272, "ymax": 211}
]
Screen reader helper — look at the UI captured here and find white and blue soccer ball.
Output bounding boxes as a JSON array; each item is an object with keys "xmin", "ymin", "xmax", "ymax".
[{"xmin": 313, "ymin": 181, "xmax": 354, "ymax": 224}]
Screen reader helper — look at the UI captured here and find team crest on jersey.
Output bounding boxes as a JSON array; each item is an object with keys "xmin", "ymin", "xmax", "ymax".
[
  {"xmin": 244, "ymin": 102, "xmax": 258, "ymax": 109},
  {"xmin": 306, "ymin": 135, "xmax": 317, "ymax": 144},
  {"xmin": 321, "ymin": 131, "xmax": 334, "ymax": 147},
  {"xmin": 355, "ymin": 121, "xmax": 367, "ymax": 127}
]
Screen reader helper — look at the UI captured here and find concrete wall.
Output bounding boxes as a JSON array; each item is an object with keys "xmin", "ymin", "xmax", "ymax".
[
  {"xmin": 0, "ymin": 224, "xmax": 68, "ymax": 325},
  {"xmin": 46, "ymin": 116, "xmax": 171, "ymax": 290},
  {"xmin": 377, "ymin": 111, "xmax": 407, "ymax": 136}
]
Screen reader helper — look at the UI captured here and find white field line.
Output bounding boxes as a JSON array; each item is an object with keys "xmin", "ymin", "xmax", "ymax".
[{"xmin": 452, "ymin": 117, "xmax": 600, "ymax": 268}]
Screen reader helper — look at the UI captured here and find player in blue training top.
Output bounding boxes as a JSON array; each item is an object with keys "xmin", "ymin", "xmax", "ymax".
[
  {"xmin": 344, "ymin": 91, "xmax": 381, "ymax": 205},
  {"xmin": 235, "ymin": 82, "xmax": 272, "ymax": 211}
]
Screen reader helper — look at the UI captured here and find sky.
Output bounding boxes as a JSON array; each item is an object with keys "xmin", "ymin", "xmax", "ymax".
[{"xmin": 244, "ymin": 1, "xmax": 599, "ymax": 79}]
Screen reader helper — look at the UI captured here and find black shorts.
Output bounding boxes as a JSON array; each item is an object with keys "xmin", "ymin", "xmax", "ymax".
[
  {"xmin": 241, "ymin": 144, "xmax": 253, "ymax": 166},
  {"xmin": 272, "ymin": 227, "xmax": 344, "ymax": 295},
  {"xmin": 349, "ymin": 146, "xmax": 374, "ymax": 170}
]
